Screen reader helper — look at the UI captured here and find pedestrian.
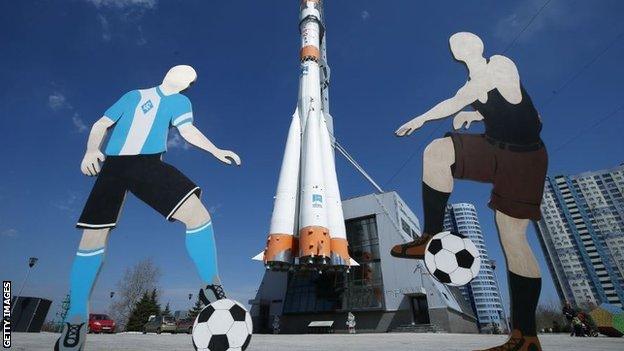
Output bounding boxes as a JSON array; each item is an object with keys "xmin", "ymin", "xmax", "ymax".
[
  {"xmin": 572, "ymin": 315, "xmax": 583, "ymax": 337},
  {"xmin": 562, "ymin": 302, "xmax": 576, "ymax": 336}
]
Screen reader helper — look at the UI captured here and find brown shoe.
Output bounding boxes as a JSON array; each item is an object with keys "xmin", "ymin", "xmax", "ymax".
[
  {"xmin": 475, "ymin": 329, "xmax": 541, "ymax": 351},
  {"xmin": 390, "ymin": 233, "xmax": 433, "ymax": 259}
]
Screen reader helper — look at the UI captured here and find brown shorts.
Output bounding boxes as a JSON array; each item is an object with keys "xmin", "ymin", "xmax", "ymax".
[{"xmin": 446, "ymin": 133, "xmax": 548, "ymax": 220}]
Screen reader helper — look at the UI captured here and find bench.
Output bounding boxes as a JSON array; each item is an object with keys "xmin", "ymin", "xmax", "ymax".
[{"xmin": 307, "ymin": 321, "xmax": 334, "ymax": 334}]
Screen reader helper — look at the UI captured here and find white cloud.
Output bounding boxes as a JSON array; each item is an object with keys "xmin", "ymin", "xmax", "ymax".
[
  {"xmin": 208, "ymin": 203, "xmax": 222, "ymax": 216},
  {"xmin": 97, "ymin": 14, "xmax": 111, "ymax": 41},
  {"xmin": 85, "ymin": 0, "xmax": 157, "ymax": 9},
  {"xmin": 1, "ymin": 229, "xmax": 18, "ymax": 237},
  {"xmin": 48, "ymin": 92, "xmax": 88, "ymax": 133},
  {"xmin": 493, "ymin": 0, "xmax": 579, "ymax": 44},
  {"xmin": 52, "ymin": 192, "xmax": 80, "ymax": 213},
  {"xmin": 136, "ymin": 25, "xmax": 147, "ymax": 45},
  {"xmin": 72, "ymin": 113, "xmax": 88, "ymax": 133},
  {"xmin": 361, "ymin": 10, "xmax": 370, "ymax": 21},
  {"xmin": 88, "ymin": 1, "xmax": 155, "ymax": 43},
  {"xmin": 48, "ymin": 92, "xmax": 69, "ymax": 111}
]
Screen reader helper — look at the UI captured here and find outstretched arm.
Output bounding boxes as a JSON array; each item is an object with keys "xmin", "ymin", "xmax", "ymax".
[
  {"xmin": 396, "ymin": 82, "xmax": 480, "ymax": 136},
  {"xmin": 80, "ymin": 117, "xmax": 114, "ymax": 176},
  {"xmin": 177, "ymin": 124, "xmax": 241, "ymax": 166}
]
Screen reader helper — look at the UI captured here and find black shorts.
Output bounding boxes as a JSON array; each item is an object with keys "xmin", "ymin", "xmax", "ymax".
[{"xmin": 77, "ymin": 154, "xmax": 201, "ymax": 229}]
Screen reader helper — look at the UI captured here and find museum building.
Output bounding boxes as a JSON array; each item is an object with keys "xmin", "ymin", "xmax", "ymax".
[{"xmin": 250, "ymin": 192, "xmax": 478, "ymax": 333}]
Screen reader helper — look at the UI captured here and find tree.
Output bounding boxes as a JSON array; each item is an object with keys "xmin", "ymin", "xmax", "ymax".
[
  {"xmin": 188, "ymin": 296, "xmax": 204, "ymax": 320},
  {"xmin": 125, "ymin": 292, "xmax": 150, "ymax": 332},
  {"xmin": 162, "ymin": 302, "xmax": 172, "ymax": 318},
  {"xmin": 109, "ymin": 258, "xmax": 161, "ymax": 331},
  {"xmin": 535, "ymin": 300, "xmax": 568, "ymax": 333},
  {"xmin": 125, "ymin": 289, "xmax": 162, "ymax": 331},
  {"xmin": 149, "ymin": 289, "xmax": 162, "ymax": 316}
]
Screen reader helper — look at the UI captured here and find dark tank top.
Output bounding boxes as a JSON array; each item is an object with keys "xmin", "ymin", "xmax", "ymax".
[{"xmin": 471, "ymin": 84, "xmax": 542, "ymax": 145}]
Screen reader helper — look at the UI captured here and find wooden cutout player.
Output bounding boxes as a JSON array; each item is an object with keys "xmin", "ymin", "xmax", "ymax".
[
  {"xmin": 55, "ymin": 65, "xmax": 241, "ymax": 351},
  {"xmin": 390, "ymin": 32, "xmax": 547, "ymax": 351}
]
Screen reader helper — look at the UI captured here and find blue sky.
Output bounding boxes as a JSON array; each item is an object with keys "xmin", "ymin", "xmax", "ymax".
[{"xmin": 1, "ymin": 0, "xmax": 623, "ymax": 319}]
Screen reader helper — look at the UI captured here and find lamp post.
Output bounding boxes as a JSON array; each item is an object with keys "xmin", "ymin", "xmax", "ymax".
[
  {"xmin": 413, "ymin": 263, "xmax": 425, "ymax": 289},
  {"xmin": 12, "ymin": 257, "xmax": 38, "ymax": 313}
]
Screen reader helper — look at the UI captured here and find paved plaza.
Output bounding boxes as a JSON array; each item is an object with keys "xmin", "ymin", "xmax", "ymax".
[{"xmin": 11, "ymin": 332, "xmax": 623, "ymax": 351}]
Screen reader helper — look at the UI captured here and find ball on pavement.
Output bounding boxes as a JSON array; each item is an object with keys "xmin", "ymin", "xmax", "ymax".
[{"xmin": 192, "ymin": 299, "xmax": 252, "ymax": 351}]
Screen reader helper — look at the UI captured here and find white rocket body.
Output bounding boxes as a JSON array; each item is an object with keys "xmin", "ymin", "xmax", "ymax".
[
  {"xmin": 268, "ymin": 110, "xmax": 301, "ymax": 237},
  {"xmin": 256, "ymin": 0, "xmax": 354, "ymax": 271}
]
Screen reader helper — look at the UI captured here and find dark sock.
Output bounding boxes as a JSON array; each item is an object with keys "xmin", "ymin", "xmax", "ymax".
[
  {"xmin": 422, "ymin": 182, "xmax": 450, "ymax": 236},
  {"xmin": 508, "ymin": 271, "xmax": 541, "ymax": 336}
]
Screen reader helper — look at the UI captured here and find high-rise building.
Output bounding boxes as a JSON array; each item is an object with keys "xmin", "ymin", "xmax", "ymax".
[
  {"xmin": 535, "ymin": 164, "xmax": 624, "ymax": 308},
  {"xmin": 444, "ymin": 203, "xmax": 508, "ymax": 333},
  {"xmin": 250, "ymin": 192, "xmax": 478, "ymax": 333}
]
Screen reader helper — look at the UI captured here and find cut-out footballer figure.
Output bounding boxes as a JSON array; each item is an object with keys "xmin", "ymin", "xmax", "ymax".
[
  {"xmin": 391, "ymin": 32, "xmax": 547, "ymax": 351},
  {"xmin": 55, "ymin": 65, "xmax": 241, "ymax": 351}
]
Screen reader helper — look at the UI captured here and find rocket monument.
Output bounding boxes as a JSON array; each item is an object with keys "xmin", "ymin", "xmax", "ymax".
[{"xmin": 254, "ymin": 0, "xmax": 357, "ymax": 271}]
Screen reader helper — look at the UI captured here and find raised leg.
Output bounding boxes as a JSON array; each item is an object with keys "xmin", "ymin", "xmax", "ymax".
[
  {"xmin": 172, "ymin": 194, "xmax": 225, "ymax": 302},
  {"xmin": 391, "ymin": 137, "xmax": 454, "ymax": 259},
  {"xmin": 421, "ymin": 137, "xmax": 454, "ymax": 235},
  {"xmin": 422, "ymin": 137, "xmax": 455, "ymax": 194}
]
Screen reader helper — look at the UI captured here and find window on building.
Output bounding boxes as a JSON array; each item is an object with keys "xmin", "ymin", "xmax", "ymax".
[
  {"xmin": 282, "ymin": 215, "xmax": 385, "ymax": 314},
  {"xmin": 400, "ymin": 218, "xmax": 412, "ymax": 237},
  {"xmin": 344, "ymin": 215, "xmax": 384, "ymax": 310}
]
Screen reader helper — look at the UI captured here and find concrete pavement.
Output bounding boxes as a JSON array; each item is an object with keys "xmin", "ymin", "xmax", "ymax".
[{"xmin": 11, "ymin": 332, "xmax": 623, "ymax": 351}]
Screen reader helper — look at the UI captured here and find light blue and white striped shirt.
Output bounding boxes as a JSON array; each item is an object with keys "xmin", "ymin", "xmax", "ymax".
[{"xmin": 104, "ymin": 86, "xmax": 194, "ymax": 156}]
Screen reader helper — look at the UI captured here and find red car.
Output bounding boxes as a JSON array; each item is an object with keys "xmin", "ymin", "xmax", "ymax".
[
  {"xmin": 176, "ymin": 318, "xmax": 194, "ymax": 334},
  {"xmin": 88, "ymin": 314, "xmax": 116, "ymax": 334}
]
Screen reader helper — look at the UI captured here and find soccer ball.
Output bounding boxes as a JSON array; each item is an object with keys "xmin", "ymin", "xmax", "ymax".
[
  {"xmin": 424, "ymin": 231, "xmax": 481, "ymax": 286},
  {"xmin": 192, "ymin": 299, "xmax": 253, "ymax": 351}
]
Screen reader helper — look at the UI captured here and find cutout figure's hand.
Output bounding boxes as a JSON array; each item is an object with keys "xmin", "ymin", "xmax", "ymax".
[
  {"xmin": 453, "ymin": 111, "xmax": 484, "ymax": 130},
  {"xmin": 395, "ymin": 116, "xmax": 426, "ymax": 137},
  {"xmin": 214, "ymin": 149, "xmax": 241, "ymax": 166},
  {"xmin": 80, "ymin": 150, "xmax": 105, "ymax": 176}
]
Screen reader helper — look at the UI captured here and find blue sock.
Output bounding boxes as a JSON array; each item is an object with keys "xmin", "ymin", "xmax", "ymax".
[
  {"xmin": 66, "ymin": 247, "xmax": 105, "ymax": 322},
  {"xmin": 186, "ymin": 221, "xmax": 221, "ymax": 285}
]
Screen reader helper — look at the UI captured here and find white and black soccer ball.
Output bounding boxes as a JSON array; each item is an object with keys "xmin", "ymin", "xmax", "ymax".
[
  {"xmin": 192, "ymin": 299, "xmax": 252, "ymax": 351},
  {"xmin": 424, "ymin": 231, "xmax": 481, "ymax": 286}
]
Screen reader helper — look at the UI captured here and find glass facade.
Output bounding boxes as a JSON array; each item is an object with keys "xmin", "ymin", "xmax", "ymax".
[
  {"xmin": 282, "ymin": 271, "xmax": 344, "ymax": 313},
  {"xmin": 444, "ymin": 203, "xmax": 507, "ymax": 333},
  {"xmin": 282, "ymin": 215, "xmax": 385, "ymax": 314},
  {"xmin": 343, "ymin": 215, "xmax": 384, "ymax": 310}
]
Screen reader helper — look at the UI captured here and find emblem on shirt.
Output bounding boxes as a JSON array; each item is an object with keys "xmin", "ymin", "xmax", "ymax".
[{"xmin": 141, "ymin": 100, "xmax": 154, "ymax": 114}]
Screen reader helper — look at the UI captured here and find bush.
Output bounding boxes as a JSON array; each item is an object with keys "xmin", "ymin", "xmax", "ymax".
[
  {"xmin": 125, "ymin": 289, "xmax": 161, "ymax": 332},
  {"xmin": 536, "ymin": 300, "xmax": 569, "ymax": 333}
]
